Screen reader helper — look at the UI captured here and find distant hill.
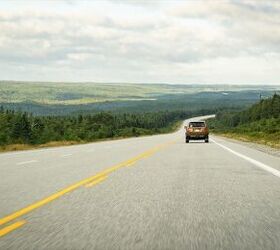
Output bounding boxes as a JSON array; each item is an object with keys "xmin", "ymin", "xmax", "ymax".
[
  {"xmin": 208, "ymin": 94, "xmax": 280, "ymax": 148},
  {"xmin": 0, "ymin": 81, "xmax": 279, "ymax": 115}
]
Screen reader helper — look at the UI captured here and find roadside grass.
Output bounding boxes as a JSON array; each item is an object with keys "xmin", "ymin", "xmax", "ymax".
[
  {"xmin": 208, "ymin": 114, "xmax": 280, "ymax": 149},
  {"xmin": 212, "ymin": 131, "xmax": 280, "ymax": 149},
  {"xmin": 0, "ymin": 141, "xmax": 80, "ymax": 152}
]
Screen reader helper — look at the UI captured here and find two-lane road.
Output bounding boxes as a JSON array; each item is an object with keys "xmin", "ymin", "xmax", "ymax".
[{"xmin": 0, "ymin": 115, "xmax": 280, "ymax": 250}]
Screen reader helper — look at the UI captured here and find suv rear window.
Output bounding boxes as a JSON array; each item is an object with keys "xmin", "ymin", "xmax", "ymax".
[{"xmin": 189, "ymin": 122, "xmax": 205, "ymax": 128}]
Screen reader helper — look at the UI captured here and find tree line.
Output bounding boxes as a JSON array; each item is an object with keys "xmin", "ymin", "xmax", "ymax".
[
  {"xmin": 211, "ymin": 94, "xmax": 280, "ymax": 128},
  {"xmin": 0, "ymin": 108, "xmax": 213, "ymax": 146}
]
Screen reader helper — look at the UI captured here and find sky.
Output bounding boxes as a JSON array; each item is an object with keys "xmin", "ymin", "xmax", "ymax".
[{"xmin": 0, "ymin": 0, "xmax": 280, "ymax": 84}]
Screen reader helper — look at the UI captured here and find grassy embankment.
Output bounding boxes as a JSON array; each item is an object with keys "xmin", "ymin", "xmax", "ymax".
[{"xmin": 208, "ymin": 94, "xmax": 280, "ymax": 149}]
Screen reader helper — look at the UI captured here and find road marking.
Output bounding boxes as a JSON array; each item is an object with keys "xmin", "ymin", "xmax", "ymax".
[
  {"xmin": 0, "ymin": 140, "xmax": 175, "ymax": 232},
  {"xmin": 61, "ymin": 154, "xmax": 72, "ymax": 157},
  {"xmin": 85, "ymin": 175, "xmax": 107, "ymax": 188},
  {"xmin": 126, "ymin": 160, "xmax": 137, "ymax": 167},
  {"xmin": 211, "ymin": 138, "xmax": 280, "ymax": 178},
  {"xmin": 0, "ymin": 221, "xmax": 26, "ymax": 237},
  {"xmin": 16, "ymin": 160, "xmax": 38, "ymax": 166}
]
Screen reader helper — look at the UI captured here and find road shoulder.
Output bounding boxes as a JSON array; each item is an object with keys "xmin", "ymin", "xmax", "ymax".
[{"xmin": 212, "ymin": 134, "xmax": 280, "ymax": 158}]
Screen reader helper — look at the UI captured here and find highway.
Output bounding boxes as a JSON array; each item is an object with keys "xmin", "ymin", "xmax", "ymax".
[{"xmin": 0, "ymin": 115, "xmax": 280, "ymax": 250}]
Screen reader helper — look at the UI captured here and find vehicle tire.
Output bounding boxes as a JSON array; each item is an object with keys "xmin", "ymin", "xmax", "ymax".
[
  {"xmin": 185, "ymin": 137, "xmax": 189, "ymax": 143},
  {"xmin": 205, "ymin": 136, "xmax": 209, "ymax": 143}
]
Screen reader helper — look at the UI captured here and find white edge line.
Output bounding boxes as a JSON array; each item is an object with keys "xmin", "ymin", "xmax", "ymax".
[
  {"xmin": 16, "ymin": 160, "xmax": 38, "ymax": 166},
  {"xmin": 61, "ymin": 154, "xmax": 73, "ymax": 157},
  {"xmin": 211, "ymin": 138, "xmax": 280, "ymax": 178}
]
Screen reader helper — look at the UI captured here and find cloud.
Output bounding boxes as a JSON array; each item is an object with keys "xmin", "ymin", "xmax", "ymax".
[
  {"xmin": 170, "ymin": 0, "xmax": 280, "ymax": 54},
  {"xmin": 0, "ymin": 0, "xmax": 279, "ymax": 84}
]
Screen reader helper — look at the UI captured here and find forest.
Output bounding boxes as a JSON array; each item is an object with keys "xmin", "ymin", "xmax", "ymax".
[
  {"xmin": 0, "ymin": 81, "xmax": 279, "ymax": 151},
  {"xmin": 208, "ymin": 94, "xmax": 280, "ymax": 148},
  {"xmin": 0, "ymin": 107, "xmax": 213, "ymax": 149},
  {"xmin": 1, "ymin": 81, "xmax": 277, "ymax": 115}
]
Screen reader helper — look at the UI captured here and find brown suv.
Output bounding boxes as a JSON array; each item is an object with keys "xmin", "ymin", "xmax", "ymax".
[{"xmin": 185, "ymin": 121, "xmax": 209, "ymax": 143}]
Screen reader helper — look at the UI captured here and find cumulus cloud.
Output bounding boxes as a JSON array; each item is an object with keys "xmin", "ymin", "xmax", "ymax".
[{"xmin": 0, "ymin": 0, "xmax": 279, "ymax": 84}]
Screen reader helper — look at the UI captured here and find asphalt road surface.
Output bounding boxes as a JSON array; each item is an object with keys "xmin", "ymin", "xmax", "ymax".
[{"xmin": 0, "ymin": 115, "xmax": 280, "ymax": 250}]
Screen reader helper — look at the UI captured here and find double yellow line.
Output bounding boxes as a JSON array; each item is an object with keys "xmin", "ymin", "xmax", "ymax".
[{"xmin": 0, "ymin": 140, "xmax": 175, "ymax": 237}]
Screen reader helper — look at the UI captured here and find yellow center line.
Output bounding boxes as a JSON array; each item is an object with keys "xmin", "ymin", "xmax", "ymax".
[
  {"xmin": 0, "ymin": 140, "xmax": 176, "ymax": 231},
  {"xmin": 85, "ymin": 175, "xmax": 107, "ymax": 188},
  {"xmin": 0, "ymin": 221, "xmax": 26, "ymax": 237},
  {"xmin": 126, "ymin": 161, "xmax": 137, "ymax": 167}
]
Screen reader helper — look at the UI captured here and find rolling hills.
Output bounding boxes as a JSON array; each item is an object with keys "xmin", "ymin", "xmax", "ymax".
[{"xmin": 0, "ymin": 81, "xmax": 278, "ymax": 115}]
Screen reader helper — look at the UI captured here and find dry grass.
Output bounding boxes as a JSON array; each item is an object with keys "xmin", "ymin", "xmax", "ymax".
[
  {"xmin": 216, "ymin": 132, "xmax": 280, "ymax": 149},
  {"xmin": 0, "ymin": 141, "xmax": 81, "ymax": 153}
]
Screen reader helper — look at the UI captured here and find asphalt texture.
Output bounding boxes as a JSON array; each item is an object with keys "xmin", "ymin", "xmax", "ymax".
[{"xmin": 0, "ymin": 115, "xmax": 280, "ymax": 250}]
